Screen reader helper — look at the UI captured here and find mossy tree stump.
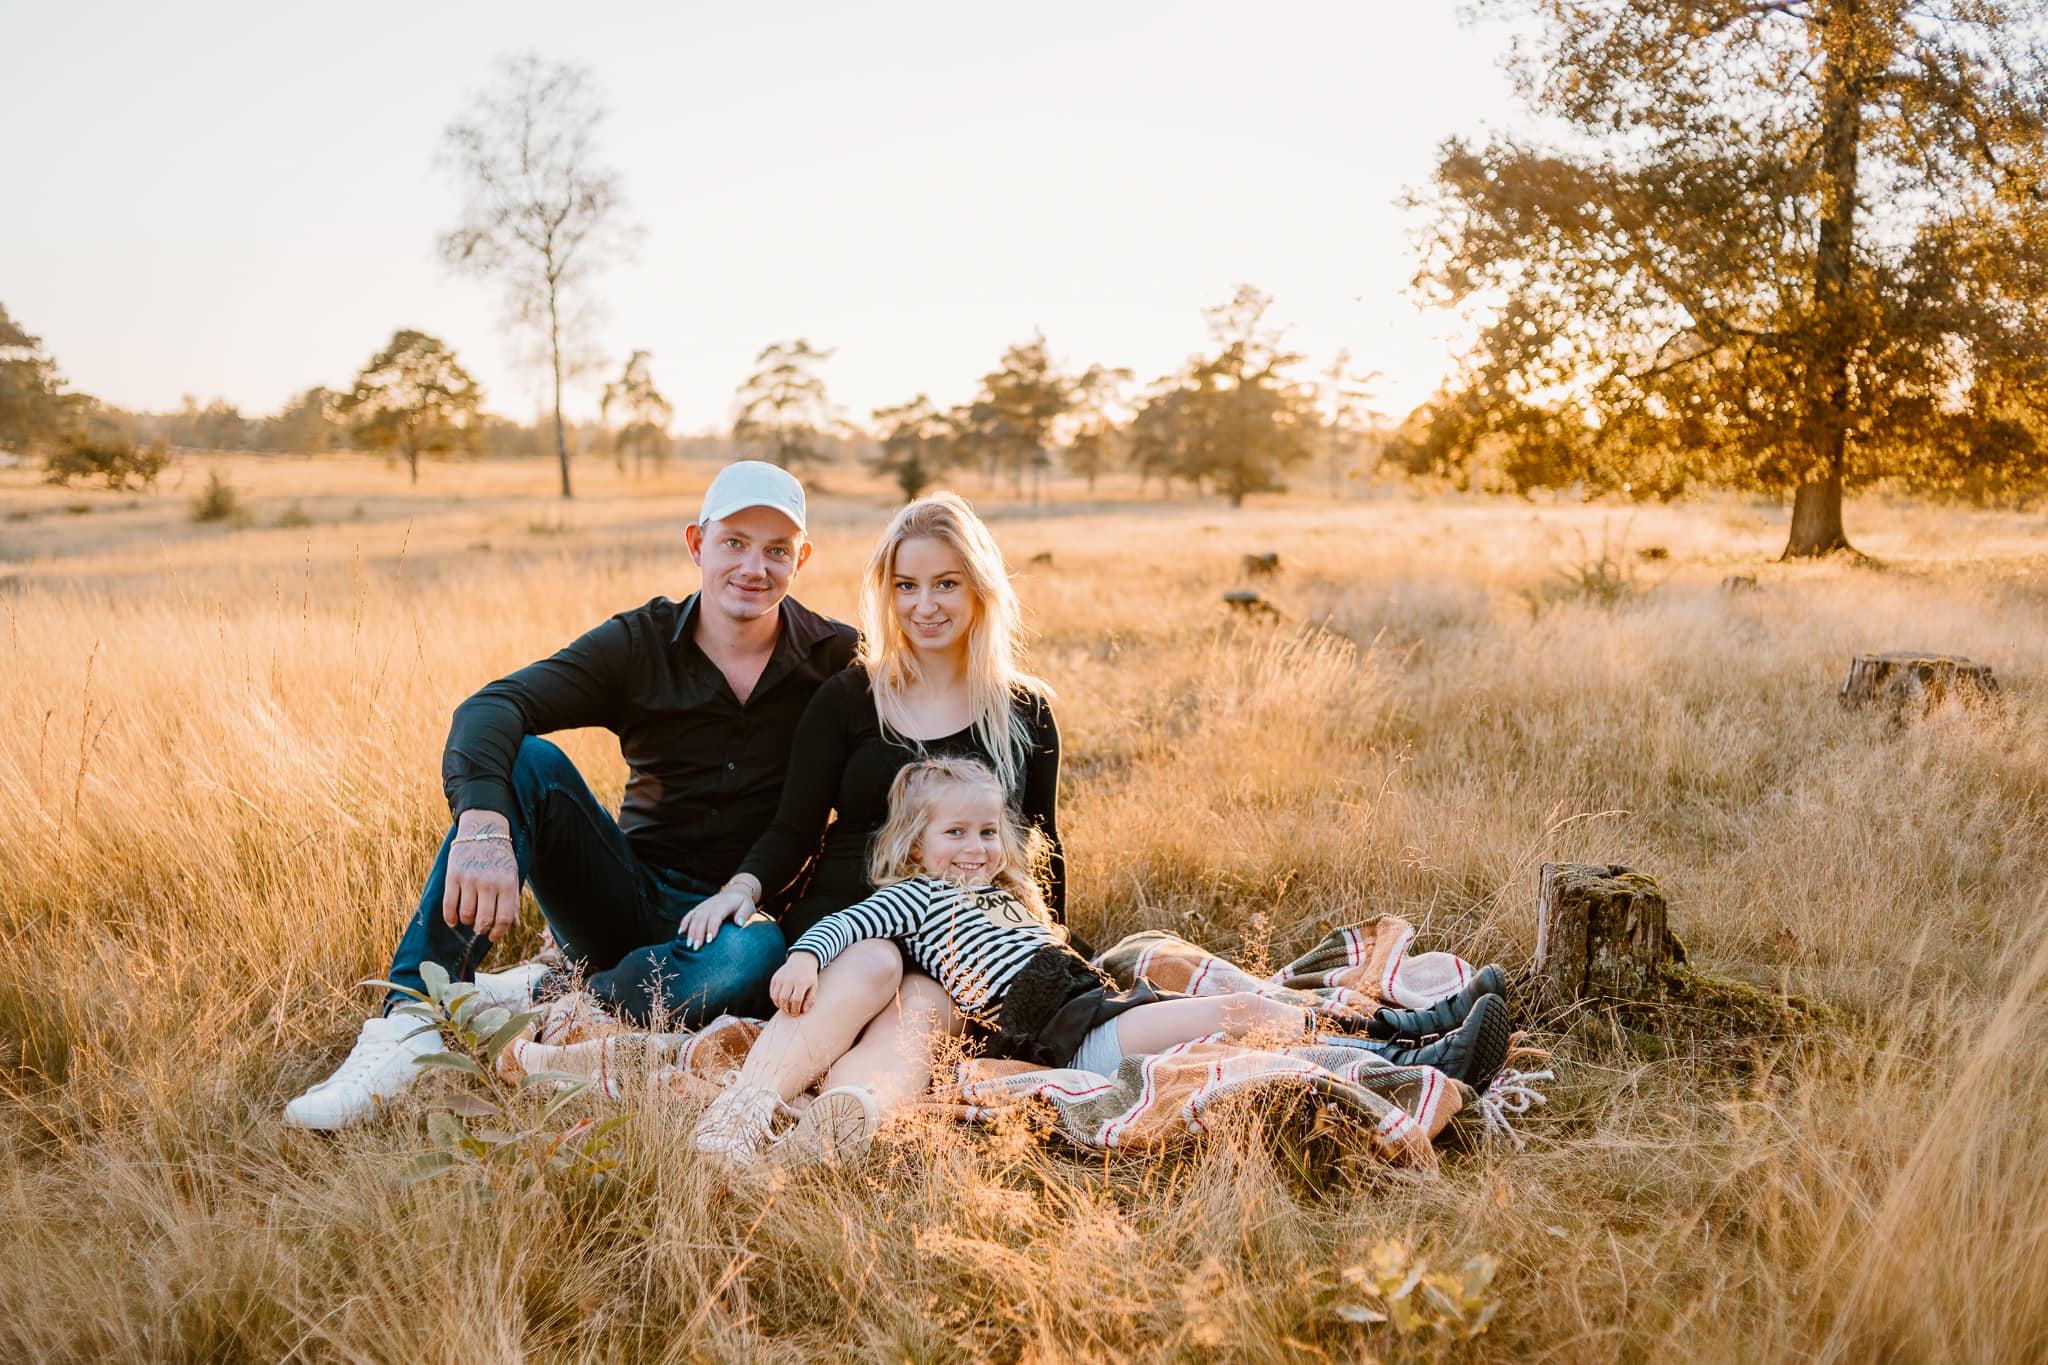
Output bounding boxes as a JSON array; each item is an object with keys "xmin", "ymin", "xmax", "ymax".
[
  {"xmin": 1533, "ymin": 862, "xmax": 1683, "ymax": 1005},
  {"xmin": 1838, "ymin": 651, "xmax": 1998, "ymax": 718}
]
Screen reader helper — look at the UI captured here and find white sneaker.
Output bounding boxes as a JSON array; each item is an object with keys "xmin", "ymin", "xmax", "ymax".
[
  {"xmin": 283, "ymin": 1015, "xmax": 445, "ymax": 1130},
  {"xmin": 690, "ymin": 1080, "xmax": 784, "ymax": 1167},
  {"xmin": 472, "ymin": 961, "xmax": 553, "ymax": 1009}
]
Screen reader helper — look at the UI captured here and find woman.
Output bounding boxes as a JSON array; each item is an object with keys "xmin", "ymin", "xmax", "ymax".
[{"xmin": 677, "ymin": 491, "xmax": 1063, "ymax": 1160}]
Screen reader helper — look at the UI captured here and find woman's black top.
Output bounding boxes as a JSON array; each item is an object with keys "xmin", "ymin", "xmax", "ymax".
[{"xmin": 735, "ymin": 664, "xmax": 1064, "ymax": 941}]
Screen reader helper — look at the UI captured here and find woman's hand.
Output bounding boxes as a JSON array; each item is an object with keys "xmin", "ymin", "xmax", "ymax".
[
  {"xmin": 681, "ymin": 876, "xmax": 761, "ymax": 950},
  {"xmin": 771, "ymin": 952, "xmax": 820, "ymax": 1015}
]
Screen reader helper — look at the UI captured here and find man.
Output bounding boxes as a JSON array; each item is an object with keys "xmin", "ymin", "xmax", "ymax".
[{"xmin": 285, "ymin": 461, "xmax": 856, "ymax": 1129}]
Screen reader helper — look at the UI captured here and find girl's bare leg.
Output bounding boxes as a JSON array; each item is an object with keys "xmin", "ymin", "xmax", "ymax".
[
  {"xmin": 733, "ymin": 939, "xmax": 905, "ymax": 1102},
  {"xmin": 1110, "ymin": 992, "xmax": 1309, "ymax": 1056},
  {"xmin": 821, "ymin": 969, "xmax": 964, "ymax": 1116}
]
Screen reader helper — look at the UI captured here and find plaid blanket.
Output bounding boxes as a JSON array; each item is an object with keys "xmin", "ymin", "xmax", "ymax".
[{"xmin": 495, "ymin": 917, "xmax": 1487, "ymax": 1167}]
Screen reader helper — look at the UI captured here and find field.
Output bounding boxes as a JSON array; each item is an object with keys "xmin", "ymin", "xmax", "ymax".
[{"xmin": 4, "ymin": 453, "xmax": 2047, "ymax": 1363}]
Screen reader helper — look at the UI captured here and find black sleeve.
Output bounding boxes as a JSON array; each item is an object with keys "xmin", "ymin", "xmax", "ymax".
[
  {"xmin": 441, "ymin": 616, "xmax": 635, "ymax": 819},
  {"xmin": 736, "ymin": 672, "xmax": 855, "ymax": 900},
  {"xmin": 1018, "ymin": 693, "xmax": 1065, "ymax": 923}
]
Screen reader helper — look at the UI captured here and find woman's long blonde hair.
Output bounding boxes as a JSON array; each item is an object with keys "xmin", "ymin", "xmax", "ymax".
[
  {"xmin": 858, "ymin": 491, "xmax": 1051, "ymax": 794},
  {"xmin": 868, "ymin": 757, "xmax": 1053, "ymax": 925}
]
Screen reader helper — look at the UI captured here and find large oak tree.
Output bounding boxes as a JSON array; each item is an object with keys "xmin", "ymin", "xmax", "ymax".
[{"xmin": 1412, "ymin": 0, "xmax": 2048, "ymax": 556}]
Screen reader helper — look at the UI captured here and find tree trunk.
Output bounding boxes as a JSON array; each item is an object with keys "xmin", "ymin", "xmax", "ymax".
[
  {"xmin": 1786, "ymin": 0, "xmax": 1866, "ymax": 559},
  {"xmin": 548, "ymin": 287, "xmax": 573, "ymax": 499},
  {"xmin": 407, "ymin": 449, "xmax": 420, "ymax": 485},
  {"xmin": 1533, "ymin": 862, "xmax": 1682, "ymax": 1006},
  {"xmin": 1784, "ymin": 469, "xmax": 1849, "ymax": 557}
]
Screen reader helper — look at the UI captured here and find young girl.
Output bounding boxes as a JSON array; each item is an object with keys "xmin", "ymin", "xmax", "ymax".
[{"xmin": 692, "ymin": 757, "xmax": 1511, "ymax": 1164}]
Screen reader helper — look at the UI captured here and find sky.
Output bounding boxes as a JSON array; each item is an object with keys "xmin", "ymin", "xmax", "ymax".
[{"xmin": 1, "ymin": 1, "xmax": 1525, "ymax": 433}]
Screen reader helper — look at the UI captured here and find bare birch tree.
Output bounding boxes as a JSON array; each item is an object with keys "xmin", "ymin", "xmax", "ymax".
[{"xmin": 439, "ymin": 54, "xmax": 637, "ymax": 499}]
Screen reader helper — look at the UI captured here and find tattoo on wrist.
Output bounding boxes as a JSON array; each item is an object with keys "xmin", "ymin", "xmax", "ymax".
[{"xmin": 451, "ymin": 843, "xmax": 516, "ymax": 874}]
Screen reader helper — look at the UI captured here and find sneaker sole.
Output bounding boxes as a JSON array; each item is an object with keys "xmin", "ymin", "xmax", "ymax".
[
  {"xmin": 1461, "ymin": 996, "xmax": 1511, "ymax": 1093},
  {"xmin": 778, "ymin": 1091, "xmax": 876, "ymax": 1168}
]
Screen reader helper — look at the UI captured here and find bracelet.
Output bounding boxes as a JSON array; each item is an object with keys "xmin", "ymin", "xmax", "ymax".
[{"xmin": 458, "ymin": 831, "xmax": 513, "ymax": 844}]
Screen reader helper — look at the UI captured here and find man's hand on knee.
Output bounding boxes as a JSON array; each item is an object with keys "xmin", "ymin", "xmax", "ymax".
[{"xmin": 444, "ymin": 809, "xmax": 522, "ymax": 942}]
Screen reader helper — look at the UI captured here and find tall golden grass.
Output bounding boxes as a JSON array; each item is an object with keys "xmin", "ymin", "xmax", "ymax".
[{"xmin": 3, "ymin": 455, "xmax": 2046, "ymax": 1361}]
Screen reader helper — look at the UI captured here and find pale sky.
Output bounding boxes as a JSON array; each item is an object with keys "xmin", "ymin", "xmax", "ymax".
[{"xmin": 1, "ymin": 1, "xmax": 1522, "ymax": 433}]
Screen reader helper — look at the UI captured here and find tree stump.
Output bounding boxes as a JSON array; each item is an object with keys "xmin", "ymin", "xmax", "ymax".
[
  {"xmin": 1838, "ymin": 651, "xmax": 1998, "ymax": 718},
  {"xmin": 1533, "ymin": 862, "xmax": 1682, "ymax": 1005},
  {"xmin": 1222, "ymin": 590, "xmax": 1281, "ymax": 622}
]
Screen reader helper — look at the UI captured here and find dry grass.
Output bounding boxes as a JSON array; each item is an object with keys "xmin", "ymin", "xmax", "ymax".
[{"xmin": 4, "ymin": 453, "xmax": 2048, "ymax": 1362}]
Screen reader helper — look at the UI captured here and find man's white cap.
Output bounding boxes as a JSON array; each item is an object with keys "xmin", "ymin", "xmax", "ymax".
[{"xmin": 698, "ymin": 460, "xmax": 807, "ymax": 534}]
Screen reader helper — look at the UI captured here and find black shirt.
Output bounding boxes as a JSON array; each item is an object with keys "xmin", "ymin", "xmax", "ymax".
[
  {"xmin": 734, "ymin": 664, "xmax": 1064, "ymax": 938},
  {"xmin": 441, "ymin": 593, "xmax": 858, "ymax": 887}
]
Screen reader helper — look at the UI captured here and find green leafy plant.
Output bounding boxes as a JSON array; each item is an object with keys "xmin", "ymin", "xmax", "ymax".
[
  {"xmin": 1329, "ymin": 1239, "xmax": 1498, "ymax": 1343},
  {"xmin": 366, "ymin": 961, "xmax": 625, "ymax": 1190}
]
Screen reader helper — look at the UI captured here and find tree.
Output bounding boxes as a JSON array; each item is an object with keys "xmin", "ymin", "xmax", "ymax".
[
  {"xmin": 262, "ymin": 387, "xmax": 346, "ymax": 453},
  {"xmin": 732, "ymin": 339, "xmax": 834, "ymax": 469},
  {"xmin": 869, "ymin": 395, "xmax": 955, "ymax": 501},
  {"xmin": 1317, "ymin": 350, "xmax": 1382, "ymax": 496},
  {"xmin": 601, "ymin": 350, "xmax": 674, "ymax": 476},
  {"xmin": 1182, "ymin": 286, "xmax": 1319, "ymax": 506},
  {"xmin": 337, "ymin": 330, "xmax": 483, "ymax": 484},
  {"xmin": 965, "ymin": 333, "xmax": 1072, "ymax": 503},
  {"xmin": 1063, "ymin": 362, "xmax": 1132, "ymax": 493},
  {"xmin": 1127, "ymin": 381, "xmax": 1197, "ymax": 497},
  {"xmin": 1415, "ymin": 0, "xmax": 2048, "ymax": 556},
  {"xmin": 440, "ymin": 54, "xmax": 637, "ymax": 499},
  {"xmin": 0, "ymin": 304, "xmax": 74, "ymax": 451}
]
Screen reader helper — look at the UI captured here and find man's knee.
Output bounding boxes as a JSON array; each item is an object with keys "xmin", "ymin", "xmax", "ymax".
[
  {"xmin": 717, "ymin": 916, "xmax": 788, "ymax": 977},
  {"xmin": 510, "ymin": 736, "xmax": 577, "ymax": 794}
]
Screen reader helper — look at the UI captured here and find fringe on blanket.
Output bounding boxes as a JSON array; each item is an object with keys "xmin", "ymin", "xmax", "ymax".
[{"xmin": 490, "ymin": 917, "xmax": 1544, "ymax": 1166}]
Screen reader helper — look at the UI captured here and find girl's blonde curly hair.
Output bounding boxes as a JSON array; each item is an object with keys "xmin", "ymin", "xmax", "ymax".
[{"xmin": 867, "ymin": 756, "xmax": 1054, "ymax": 926}]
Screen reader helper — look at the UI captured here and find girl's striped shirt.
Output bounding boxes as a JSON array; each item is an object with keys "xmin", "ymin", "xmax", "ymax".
[{"xmin": 786, "ymin": 875, "xmax": 1068, "ymax": 1019}]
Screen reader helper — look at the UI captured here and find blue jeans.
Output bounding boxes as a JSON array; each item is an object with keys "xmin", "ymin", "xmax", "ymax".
[{"xmin": 384, "ymin": 737, "xmax": 785, "ymax": 1028}]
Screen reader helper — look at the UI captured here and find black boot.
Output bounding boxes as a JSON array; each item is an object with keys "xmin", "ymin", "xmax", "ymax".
[
  {"xmin": 1378, "ymin": 995, "xmax": 1510, "ymax": 1091},
  {"xmin": 1366, "ymin": 964, "xmax": 1506, "ymax": 1043}
]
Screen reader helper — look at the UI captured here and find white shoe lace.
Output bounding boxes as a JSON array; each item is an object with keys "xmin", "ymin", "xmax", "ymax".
[
  {"xmin": 693, "ymin": 1076, "xmax": 782, "ymax": 1155},
  {"xmin": 1477, "ymin": 1067, "xmax": 1553, "ymax": 1149},
  {"xmin": 315, "ymin": 1024, "xmax": 431, "ymax": 1094}
]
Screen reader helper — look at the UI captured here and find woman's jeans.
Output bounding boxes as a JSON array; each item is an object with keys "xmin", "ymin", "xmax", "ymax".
[{"xmin": 383, "ymin": 737, "xmax": 784, "ymax": 1028}]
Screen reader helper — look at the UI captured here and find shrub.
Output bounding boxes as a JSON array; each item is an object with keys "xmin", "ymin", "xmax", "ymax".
[
  {"xmin": 43, "ymin": 433, "xmax": 170, "ymax": 491},
  {"xmin": 275, "ymin": 500, "xmax": 313, "ymax": 529},
  {"xmin": 189, "ymin": 469, "xmax": 247, "ymax": 525}
]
